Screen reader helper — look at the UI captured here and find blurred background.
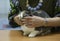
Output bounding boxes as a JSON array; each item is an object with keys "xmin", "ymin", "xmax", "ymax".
[
  {"xmin": 0, "ymin": 0, "xmax": 10, "ymax": 29},
  {"xmin": 0, "ymin": 0, "xmax": 10, "ymax": 18},
  {"xmin": 0, "ymin": 0, "xmax": 22, "ymax": 30},
  {"xmin": 0, "ymin": 0, "xmax": 21, "ymax": 30}
]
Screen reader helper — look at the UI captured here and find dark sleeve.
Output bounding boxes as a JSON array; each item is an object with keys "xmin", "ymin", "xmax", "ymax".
[
  {"xmin": 54, "ymin": 0, "xmax": 60, "ymax": 17},
  {"xmin": 8, "ymin": 0, "xmax": 22, "ymax": 28},
  {"xmin": 41, "ymin": 0, "xmax": 57, "ymax": 17}
]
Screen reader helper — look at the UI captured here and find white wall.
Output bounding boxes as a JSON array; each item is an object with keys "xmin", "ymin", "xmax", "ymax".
[{"xmin": 0, "ymin": 0, "xmax": 10, "ymax": 14}]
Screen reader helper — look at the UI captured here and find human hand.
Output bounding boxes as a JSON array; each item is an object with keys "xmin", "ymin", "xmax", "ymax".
[
  {"xmin": 23, "ymin": 16, "xmax": 45, "ymax": 28},
  {"xmin": 14, "ymin": 15, "xmax": 26, "ymax": 25}
]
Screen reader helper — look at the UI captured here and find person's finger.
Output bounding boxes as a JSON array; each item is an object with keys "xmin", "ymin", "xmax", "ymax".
[
  {"xmin": 25, "ymin": 24, "xmax": 34, "ymax": 28},
  {"xmin": 21, "ymin": 19, "xmax": 26, "ymax": 22},
  {"xmin": 24, "ymin": 16, "xmax": 32, "ymax": 20}
]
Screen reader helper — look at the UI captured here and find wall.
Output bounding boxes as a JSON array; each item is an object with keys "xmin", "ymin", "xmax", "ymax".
[{"xmin": 0, "ymin": 0, "xmax": 10, "ymax": 18}]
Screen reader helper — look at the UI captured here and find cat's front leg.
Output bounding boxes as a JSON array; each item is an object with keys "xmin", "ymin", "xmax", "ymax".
[
  {"xmin": 28, "ymin": 31, "xmax": 39, "ymax": 38},
  {"xmin": 23, "ymin": 31, "xmax": 30, "ymax": 36}
]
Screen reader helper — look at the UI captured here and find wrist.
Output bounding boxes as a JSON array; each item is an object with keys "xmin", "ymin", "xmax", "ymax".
[
  {"xmin": 39, "ymin": 18, "xmax": 45, "ymax": 26},
  {"xmin": 42, "ymin": 18, "xmax": 48, "ymax": 27},
  {"xmin": 43, "ymin": 18, "xmax": 53, "ymax": 27}
]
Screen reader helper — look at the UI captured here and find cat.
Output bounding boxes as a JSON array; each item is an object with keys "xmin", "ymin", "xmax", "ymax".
[{"xmin": 17, "ymin": 10, "xmax": 52, "ymax": 37}]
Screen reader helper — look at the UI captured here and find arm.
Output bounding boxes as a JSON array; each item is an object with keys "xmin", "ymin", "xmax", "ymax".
[
  {"xmin": 23, "ymin": 16, "xmax": 60, "ymax": 27},
  {"xmin": 43, "ymin": 17, "xmax": 60, "ymax": 27}
]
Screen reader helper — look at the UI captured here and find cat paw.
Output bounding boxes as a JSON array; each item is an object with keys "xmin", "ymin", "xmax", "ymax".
[
  {"xmin": 28, "ymin": 34, "xmax": 36, "ymax": 38},
  {"xmin": 28, "ymin": 31, "xmax": 39, "ymax": 38}
]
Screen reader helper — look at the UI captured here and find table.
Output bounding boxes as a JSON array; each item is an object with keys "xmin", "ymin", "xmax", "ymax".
[{"xmin": 0, "ymin": 30, "xmax": 60, "ymax": 41}]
